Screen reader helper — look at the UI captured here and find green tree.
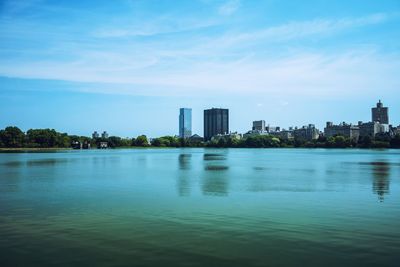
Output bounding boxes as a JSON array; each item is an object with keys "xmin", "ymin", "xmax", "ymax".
[
  {"xmin": 294, "ymin": 137, "xmax": 306, "ymax": 148},
  {"xmin": 375, "ymin": 132, "xmax": 391, "ymax": 142},
  {"xmin": 227, "ymin": 137, "xmax": 240, "ymax": 147},
  {"xmin": 179, "ymin": 137, "xmax": 188, "ymax": 147},
  {"xmin": 130, "ymin": 138, "xmax": 136, "ymax": 146},
  {"xmin": 333, "ymin": 135, "xmax": 347, "ymax": 148},
  {"xmin": 135, "ymin": 135, "xmax": 149, "ymax": 147},
  {"xmin": 69, "ymin": 135, "xmax": 81, "ymax": 143},
  {"xmin": 390, "ymin": 134, "xmax": 400, "ymax": 148},
  {"xmin": 217, "ymin": 138, "xmax": 227, "ymax": 148},
  {"xmin": 325, "ymin": 135, "xmax": 352, "ymax": 148},
  {"xmin": 108, "ymin": 136, "xmax": 122, "ymax": 148},
  {"xmin": 26, "ymin": 129, "xmax": 57, "ymax": 147},
  {"xmin": 0, "ymin": 126, "xmax": 25, "ymax": 147},
  {"xmin": 371, "ymin": 141, "xmax": 390, "ymax": 148},
  {"xmin": 264, "ymin": 136, "xmax": 281, "ymax": 147},
  {"xmin": 358, "ymin": 135, "xmax": 373, "ymax": 148},
  {"xmin": 151, "ymin": 136, "xmax": 181, "ymax": 147},
  {"xmin": 313, "ymin": 136, "xmax": 326, "ymax": 148},
  {"xmin": 55, "ymin": 132, "xmax": 71, "ymax": 147},
  {"xmin": 151, "ymin": 138, "xmax": 162, "ymax": 147}
]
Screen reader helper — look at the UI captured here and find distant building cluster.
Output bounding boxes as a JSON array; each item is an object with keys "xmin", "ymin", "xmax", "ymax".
[
  {"xmin": 177, "ymin": 100, "xmax": 396, "ymax": 142},
  {"xmin": 324, "ymin": 100, "xmax": 391, "ymax": 141},
  {"xmin": 71, "ymin": 140, "xmax": 90, "ymax": 149},
  {"xmin": 92, "ymin": 131, "xmax": 108, "ymax": 139},
  {"xmin": 73, "ymin": 130, "xmax": 110, "ymax": 149}
]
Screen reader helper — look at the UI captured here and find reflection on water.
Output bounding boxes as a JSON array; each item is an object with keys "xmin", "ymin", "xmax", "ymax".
[
  {"xmin": 203, "ymin": 153, "xmax": 226, "ymax": 161},
  {"xmin": 367, "ymin": 162, "xmax": 390, "ymax": 202},
  {"xmin": 202, "ymin": 152, "xmax": 229, "ymax": 196},
  {"xmin": 357, "ymin": 161, "xmax": 391, "ymax": 202},
  {"xmin": 340, "ymin": 160, "xmax": 395, "ymax": 202},
  {"xmin": 202, "ymin": 170, "xmax": 229, "ymax": 196},
  {"xmin": 1, "ymin": 149, "xmax": 400, "ymax": 267},
  {"xmin": 92, "ymin": 156, "xmax": 121, "ymax": 166},
  {"xmin": 253, "ymin": 166, "xmax": 268, "ymax": 171},
  {"xmin": 205, "ymin": 165, "xmax": 229, "ymax": 171},
  {"xmin": 177, "ymin": 154, "xmax": 192, "ymax": 196},
  {"xmin": 1, "ymin": 161, "xmax": 25, "ymax": 167},
  {"xmin": 178, "ymin": 154, "xmax": 192, "ymax": 170},
  {"xmin": 177, "ymin": 176, "xmax": 191, "ymax": 196},
  {"xmin": 2, "ymin": 158, "xmax": 70, "ymax": 167},
  {"xmin": 27, "ymin": 158, "xmax": 70, "ymax": 166}
]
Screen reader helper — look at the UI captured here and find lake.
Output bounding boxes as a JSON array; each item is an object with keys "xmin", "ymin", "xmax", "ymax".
[{"xmin": 0, "ymin": 148, "xmax": 399, "ymax": 266}]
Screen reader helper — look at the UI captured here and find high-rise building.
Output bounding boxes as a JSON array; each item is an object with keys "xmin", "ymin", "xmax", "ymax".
[
  {"xmin": 293, "ymin": 124, "xmax": 320, "ymax": 141},
  {"xmin": 179, "ymin": 108, "xmax": 192, "ymax": 138},
  {"xmin": 324, "ymin": 122, "xmax": 360, "ymax": 141},
  {"xmin": 358, "ymin": 121, "xmax": 388, "ymax": 137},
  {"xmin": 204, "ymin": 108, "xmax": 229, "ymax": 141},
  {"xmin": 372, "ymin": 100, "xmax": 389, "ymax": 124},
  {"xmin": 252, "ymin": 120, "xmax": 266, "ymax": 131},
  {"xmin": 92, "ymin": 131, "xmax": 99, "ymax": 139},
  {"xmin": 101, "ymin": 131, "xmax": 109, "ymax": 139}
]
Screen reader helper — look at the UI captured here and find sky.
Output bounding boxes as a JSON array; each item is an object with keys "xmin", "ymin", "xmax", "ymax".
[{"xmin": 0, "ymin": 0, "xmax": 399, "ymax": 137}]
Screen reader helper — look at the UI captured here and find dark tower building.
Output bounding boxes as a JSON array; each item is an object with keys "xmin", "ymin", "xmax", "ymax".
[
  {"xmin": 204, "ymin": 108, "xmax": 229, "ymax": 141},
  {"xmin": 372, "ymin": 100, "xmax": 389, "ymax": 124}
]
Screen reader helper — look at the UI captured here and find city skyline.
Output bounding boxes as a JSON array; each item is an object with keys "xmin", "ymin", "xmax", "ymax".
[
  {"xmin": 0, "ymin": 96, "xmax": 398, "ymax": 138},
  {"xmin": 1, "ymin": 0, "xmax": 400, "ymax": 136},
  {"xmin": 179, "ymin": 100, "xmax": 392, "ymax": 140}
]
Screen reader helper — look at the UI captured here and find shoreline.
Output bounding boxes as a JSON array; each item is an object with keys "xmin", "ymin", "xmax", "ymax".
[
  {"xmin": 0, "ymin": 147, "xmax": 397, "ymax": 153},
  {"xmin": 0, "ymin": 147, "xmax": 72, "ymax": 152}
]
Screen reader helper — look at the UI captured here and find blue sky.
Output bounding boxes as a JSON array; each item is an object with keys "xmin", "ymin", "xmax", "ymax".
[{"xmin": 0, "ymin": 0, "xmax": 399, "ymax": 137}]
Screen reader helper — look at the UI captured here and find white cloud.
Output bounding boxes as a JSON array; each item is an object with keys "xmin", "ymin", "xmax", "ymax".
[
  {"xmin": 1, "ymin": 50, "xmax": 399, "ymax": 98},
  {"xmin": 0, "ymin": 10, "xmax": 398, "ymax": 98},
  {"xmin": 92, "ymin": 16, "xmax": 219, "ymax": 38},
  {"xmin": 280, "ymin": 101, "xmax": 289, "ymax": 107},
  {"xmin": 204, "ymin": 13, "xmax": 390, "ymax": 49},
  {"xmin": 218, "ymin": 0, "xmax": 240, "ymax": 16}
]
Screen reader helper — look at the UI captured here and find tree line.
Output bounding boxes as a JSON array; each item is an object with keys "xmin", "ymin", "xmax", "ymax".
[
  {"xmin": 1, "ymin": 126, "xmax": 399, "ymax": 149},
  {"xmin": 203, "ymin": 134, "xmax": 400, "ymax": 149},
  {"xmin": 0, "ymin": 126, "xmax": 150, "ymax": 148}
]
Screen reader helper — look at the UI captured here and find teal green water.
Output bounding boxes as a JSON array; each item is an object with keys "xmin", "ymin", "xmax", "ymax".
[{"xmin": 0, "ymin": 148, "xmax": 399, "ymax": 266}]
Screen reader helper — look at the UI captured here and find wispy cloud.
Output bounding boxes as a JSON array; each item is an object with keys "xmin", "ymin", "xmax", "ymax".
[
  {"xmin": 218, "ymin": 0, "xmax": 240, "ymax": 16},
  {"xmin": 1, "ymin": 49, "xmax": 399, "ymax": 98},
  {"xmin": 205, "ymin": 13, "xmax": 391, "ymax": 49},
  {"xmin": 93, "ymin": 18, "xmax": 219, "ymax": 38},
  {"xmin": 0, "ymin": 0, "xmax": 398, "ymax": 99}
]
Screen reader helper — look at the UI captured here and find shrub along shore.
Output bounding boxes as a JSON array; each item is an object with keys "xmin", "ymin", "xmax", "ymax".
[{"xmin": 0, "ymin": 126, "xmax": 399, "ymax": 149}]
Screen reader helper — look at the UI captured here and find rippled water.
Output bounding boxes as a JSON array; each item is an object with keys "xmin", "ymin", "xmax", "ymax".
[{"xmin": 0, "ymin": 148, "xmax": 399, "ymax": 266}]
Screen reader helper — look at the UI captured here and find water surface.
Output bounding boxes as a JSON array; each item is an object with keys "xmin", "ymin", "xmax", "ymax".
[{"xmin": 0, "ymin": 148, "xmax": 399, "ymax": 266}]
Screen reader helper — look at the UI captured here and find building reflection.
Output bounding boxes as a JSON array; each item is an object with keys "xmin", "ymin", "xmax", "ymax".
[
  {"xmin": 177, "ymin": 154, "xmax": 192, "ymax": 196},
  {"xmin": 371, "ymin": 161, "xmax": 390, "ymax": 202},
  {"xmin": 202, "ymin": 153, "xmax": 229, "ymax": 196},
  {"xmin": 178, "ymin": 154, "xmax": 192, "ymax": 170}
]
